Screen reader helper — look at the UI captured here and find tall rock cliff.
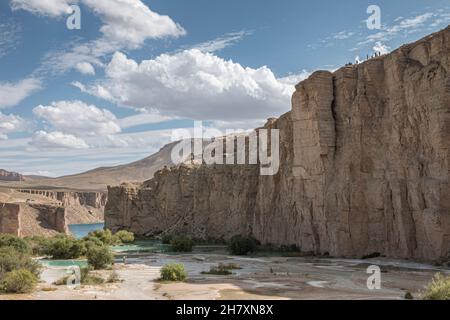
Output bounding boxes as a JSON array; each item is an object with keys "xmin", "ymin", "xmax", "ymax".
[{"xmin": 106, "ymin": 26, "xmax": 450, "ymax": 261}]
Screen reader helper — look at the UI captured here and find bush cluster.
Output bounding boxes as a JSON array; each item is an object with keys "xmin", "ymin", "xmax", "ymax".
[
  {"xmin": 86, "ymin": 245, "xmax": 114, "ymax": 270},
  {"xmin": 46, "ymin": 235, "xmax": 86, "ymax": 259},
  {"xmin": 115, "ymin": 230, "xmax": 135, "ymax": 243},
  {"xmin": 160, "ymin": 263, "xmax": 187, "ymax": 282},
  {"xmin": 0, "ymin": 239, "xmax": 40, "ymax": 293},
  {"xmin": 422, "ymin": 274, "xmax": 450, "ymax": 300},
  {"xmin": 228, "ymin": 235, "xmax": 259, "ymax": 256},
  {"xmin": 170, "ymin": 236, "xmax": 194, "ymax": 252},
  {"xmin": 85, "ymin": 229, "xmax": 121, "ymax": 246}
]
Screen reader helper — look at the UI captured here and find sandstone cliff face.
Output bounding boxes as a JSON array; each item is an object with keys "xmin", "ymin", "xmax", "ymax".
[
  {"xmin": 0, "ymin": 202, "xmax": 68, "ymax": 237},
  {"xmin": 106, "ymin": 27, "xmax": 450, "ymax": 261},
  {"xmin": 0, "ymin": 169, "xmax": 24, "ymax": 182}
]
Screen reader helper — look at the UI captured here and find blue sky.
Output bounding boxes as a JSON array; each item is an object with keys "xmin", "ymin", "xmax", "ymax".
[{"xmin": 0, "ymin": 0, "xmax": 449, "ymax": 177}]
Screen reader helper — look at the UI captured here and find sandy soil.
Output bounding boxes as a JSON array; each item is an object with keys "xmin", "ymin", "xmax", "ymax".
[{"xmin": 1, "ymin": 253, "xmax": 448, "ymax": 300}]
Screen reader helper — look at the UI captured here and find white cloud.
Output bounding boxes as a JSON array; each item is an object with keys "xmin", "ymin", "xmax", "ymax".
[
  {"xmin": 30, "ymin": 131, "xmax": 89, "ymax": 150},
  {"xmin": 361, "ymin": 13, "xmax": 436, "ymax": 45},
  {"xmin": 82, "ymin": 0, "xmax": 186, "ymax": 49},
  {"xmin": 118, "ymin": 112, "xmax": 175, "ymax": 129},
  {"xmin": 373, "ymin": 42, "xmax": 391, "ymax": 55},
  {"xmin": 0, "ymin": 21, "xmax": 21, "ymax": 58},
  {"xmin": 30, "ymin": 0, "xmax": 186, "ymax": 75},
  {"xmin": 0, "ymin": 112, "xmax": 26, "ymax": 140},
  {"xmin": 75, "ymin": 50, "xmax": 297, "ymax": 127},
  {"xmin": 76, "ymin": 62, "xmax": 96, "ymax": 75},
  {"xmin": 33, "ymin": 100, "xmax": 121, "ymax": 136},
  {"xmin": 0, "ymin": 78, "xmax": 41, "ymax": 109},
  {"xmin": 333, "ymin": 31, "xmax": 354, "ymax": 40},
  {"xmin": 10, "ymin": 0, "xmax": 74, "ymax": 17},
  {"xmin": 188, "ymin": 31, "xmax": 252, "ymax": 53},
  {"xmin": 278, "ymin": 70, "xmax": 312, "ymax": 86}
]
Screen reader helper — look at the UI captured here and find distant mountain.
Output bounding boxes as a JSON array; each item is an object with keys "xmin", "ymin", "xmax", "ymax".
[
  {"xmin": 0, "ymin": 141, "xmax": 178, "ymax": 192},
  {"xmin": 0, "ymin": 169, "xmax": 24, "ymax": 182}
]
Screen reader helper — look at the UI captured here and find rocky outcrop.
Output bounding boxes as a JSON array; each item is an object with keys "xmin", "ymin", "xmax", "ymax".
[
  {"xmin": 17, "ymin": 189, "xmax": 107, "ymax": 210},
  {"xmin": 0, "ymin": 169, "xmax": 24, "ymax": 182},
  {"xmin": 0, "ymin": 204, "xmax": 21, "ymax": 236},
  {"xmin": 105, "ymin": 26, "xmax": 450, "ymax": 261},
  {"xmin": 0, "ymin": 202, "xmax": 68, "ymax": 237}
]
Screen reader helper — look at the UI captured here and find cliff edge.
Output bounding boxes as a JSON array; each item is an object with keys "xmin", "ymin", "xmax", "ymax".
[{"xmin": 105, "ymin": 26, "xmax": 450, "ymax": 261}]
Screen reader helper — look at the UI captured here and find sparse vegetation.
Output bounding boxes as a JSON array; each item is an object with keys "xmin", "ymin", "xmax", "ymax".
[
  {"xmin": 201, "ymin": 263, "xmax": 241, "ymax": 276},
  {"xmin": 0, "ymin": 269, "xmax": 38, "ymax": 293},
  {"xmin": 115, "ymin": 230, "xmax": 135, "ymax": 243},
  {"xmin": 0, "ymin": 247, "xmax": 40, "ymax": 278},
  {"xmin": 0, "ymin": 234, "xmax": 30, "ymax": 253},
  {"xmin": 160, "ymin": 263, "xmax": 187, "ymax": 282},
  {"xmin": 170, "ymin": 236, "xmax": 194, "ymax": 252},
  {"xmin": 85, "ymin": 229, "xmax": 121, "ymax": 246},
  {"xmin": 86, "ymin": 245, "xmax": 114, "ymax": 270},
  {"xmin": 107, "ymin": 270, "xmax": 121, "ymax": 283},
  {"xmin": 161, "ymin": 234, "xmax": 173, "ymax": 245},
  {"xmin": 422, "ymin": 273, "xmax": 450, "ymax": 300},
  {"xmin": 228, "ymin": 235, "xmax": 259, "ymax": 256},
  {"xmin": 24, "ymin": 236, "xmax": 52, "ymax": 256}
]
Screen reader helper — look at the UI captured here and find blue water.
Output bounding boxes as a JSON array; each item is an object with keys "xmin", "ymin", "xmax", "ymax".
[{"xmin": 68, "ymin": 223, "xmax": 104, "ymax": 239}]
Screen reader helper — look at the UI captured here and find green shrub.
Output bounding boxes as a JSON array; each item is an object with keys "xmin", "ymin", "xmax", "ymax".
[
  {"xmin": 170, "ymin": 236, "xmax": 194, "ymax": 252},
  {"xmin": 0, "ymin": 247, "xmax": 40, "ymax": 278},
  {"xmin": 83, "ymin": 236, "xmax": 104, "ymax": 251},
  {"xmin": 201, "ymin": 265, "xmax": 233, "ymax": 276},
  {"xmin": 46, "ymin": 236, "xmax": 86, "ymax": 259},
  {"xmin": 24, "ymin": 236, "xmax": 52, "ymax": 256},
  {"xmin": 0, "ymin": 269, "xmax": 38, "ymax": 293},
  {"xmin": 86, "ymin": 245, "xmax": 114, "ymax": 270},
  {"xmin": 228, "ymin": 235, "xmax": 259, "ymax": 255},
  {"xmin": 405, "ymin": 292, "xmax": 414, "ymax": 300},
  {"xmin": 422, "ymin": 274, "xmax": 450, "ymax": 300},
  {"xmin": 0, "ymin": 234, "xmax": 30, "ymax": 253},
  {"xmin": 161, "ymin": 234, "xmax": 173, "ymax": 245},
  {"xmin": 160, "ymin": 263, "xmax": 187, "ymax": 282},
  {"xmin": 86, "ymin": 229, "xmax": 120, "ymax": 246},
  {"xmin": 115, "ymin": 230, "xmax": 135, "ymax": 243}
]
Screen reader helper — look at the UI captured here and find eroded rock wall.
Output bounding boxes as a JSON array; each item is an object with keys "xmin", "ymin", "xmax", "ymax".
[
  {"xmin": 106, "ymin": 27, "xmax": 450, "ymax": 260},
  {"xmin": 17, "ymin": 190, "xmax": 107, "ymax": 209},
  {"xmin": 0, "ymin": 202, "xmax": 68, "ymax": 237}
]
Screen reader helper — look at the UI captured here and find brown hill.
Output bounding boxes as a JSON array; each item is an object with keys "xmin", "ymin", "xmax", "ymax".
[{"xmin": 0, "ymin": 141, "xmax": 178, "ymax": 192}]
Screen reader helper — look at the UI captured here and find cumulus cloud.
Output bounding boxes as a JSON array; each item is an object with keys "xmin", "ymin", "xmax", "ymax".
[
  {"xmin": 30, "ymin": 131, "xmax": 89, "ymax": 150},
  {"xmin": 278, "ymin": 70, "xmax": 312, "ymax": 86},
  {"xmin": 75, "ymin": 50, "xmax": 298, "ymax": 127},
  {"xmin": 82, "ymin": 0, "xmax": 186, "ymax": 48},
  {"xmin": 0, "ymin": 78, "xmax": 41, "ymax": 109},
  {"xmin": 28, "ymin": 0, "xmax": 186, "ymax": 75},
  {"xmin": 33, "ymin": 100, "xmax": 121, "ymax": 137},
  {"xmin": 0, "ymin": 112, "xmax": 26, "ymax": 140},
  {"xmin": 76, "ymin": 62, "xmax": 96, "ymax": 75},
  {"xmin": 10, "ymin": 0, "xmax": 74, "ymax": 17}
]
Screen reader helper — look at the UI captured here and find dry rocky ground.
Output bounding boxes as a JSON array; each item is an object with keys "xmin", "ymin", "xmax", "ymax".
[{"xmin": 1, "ymin": 253, "xmax": 448, "ymax": 300}]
